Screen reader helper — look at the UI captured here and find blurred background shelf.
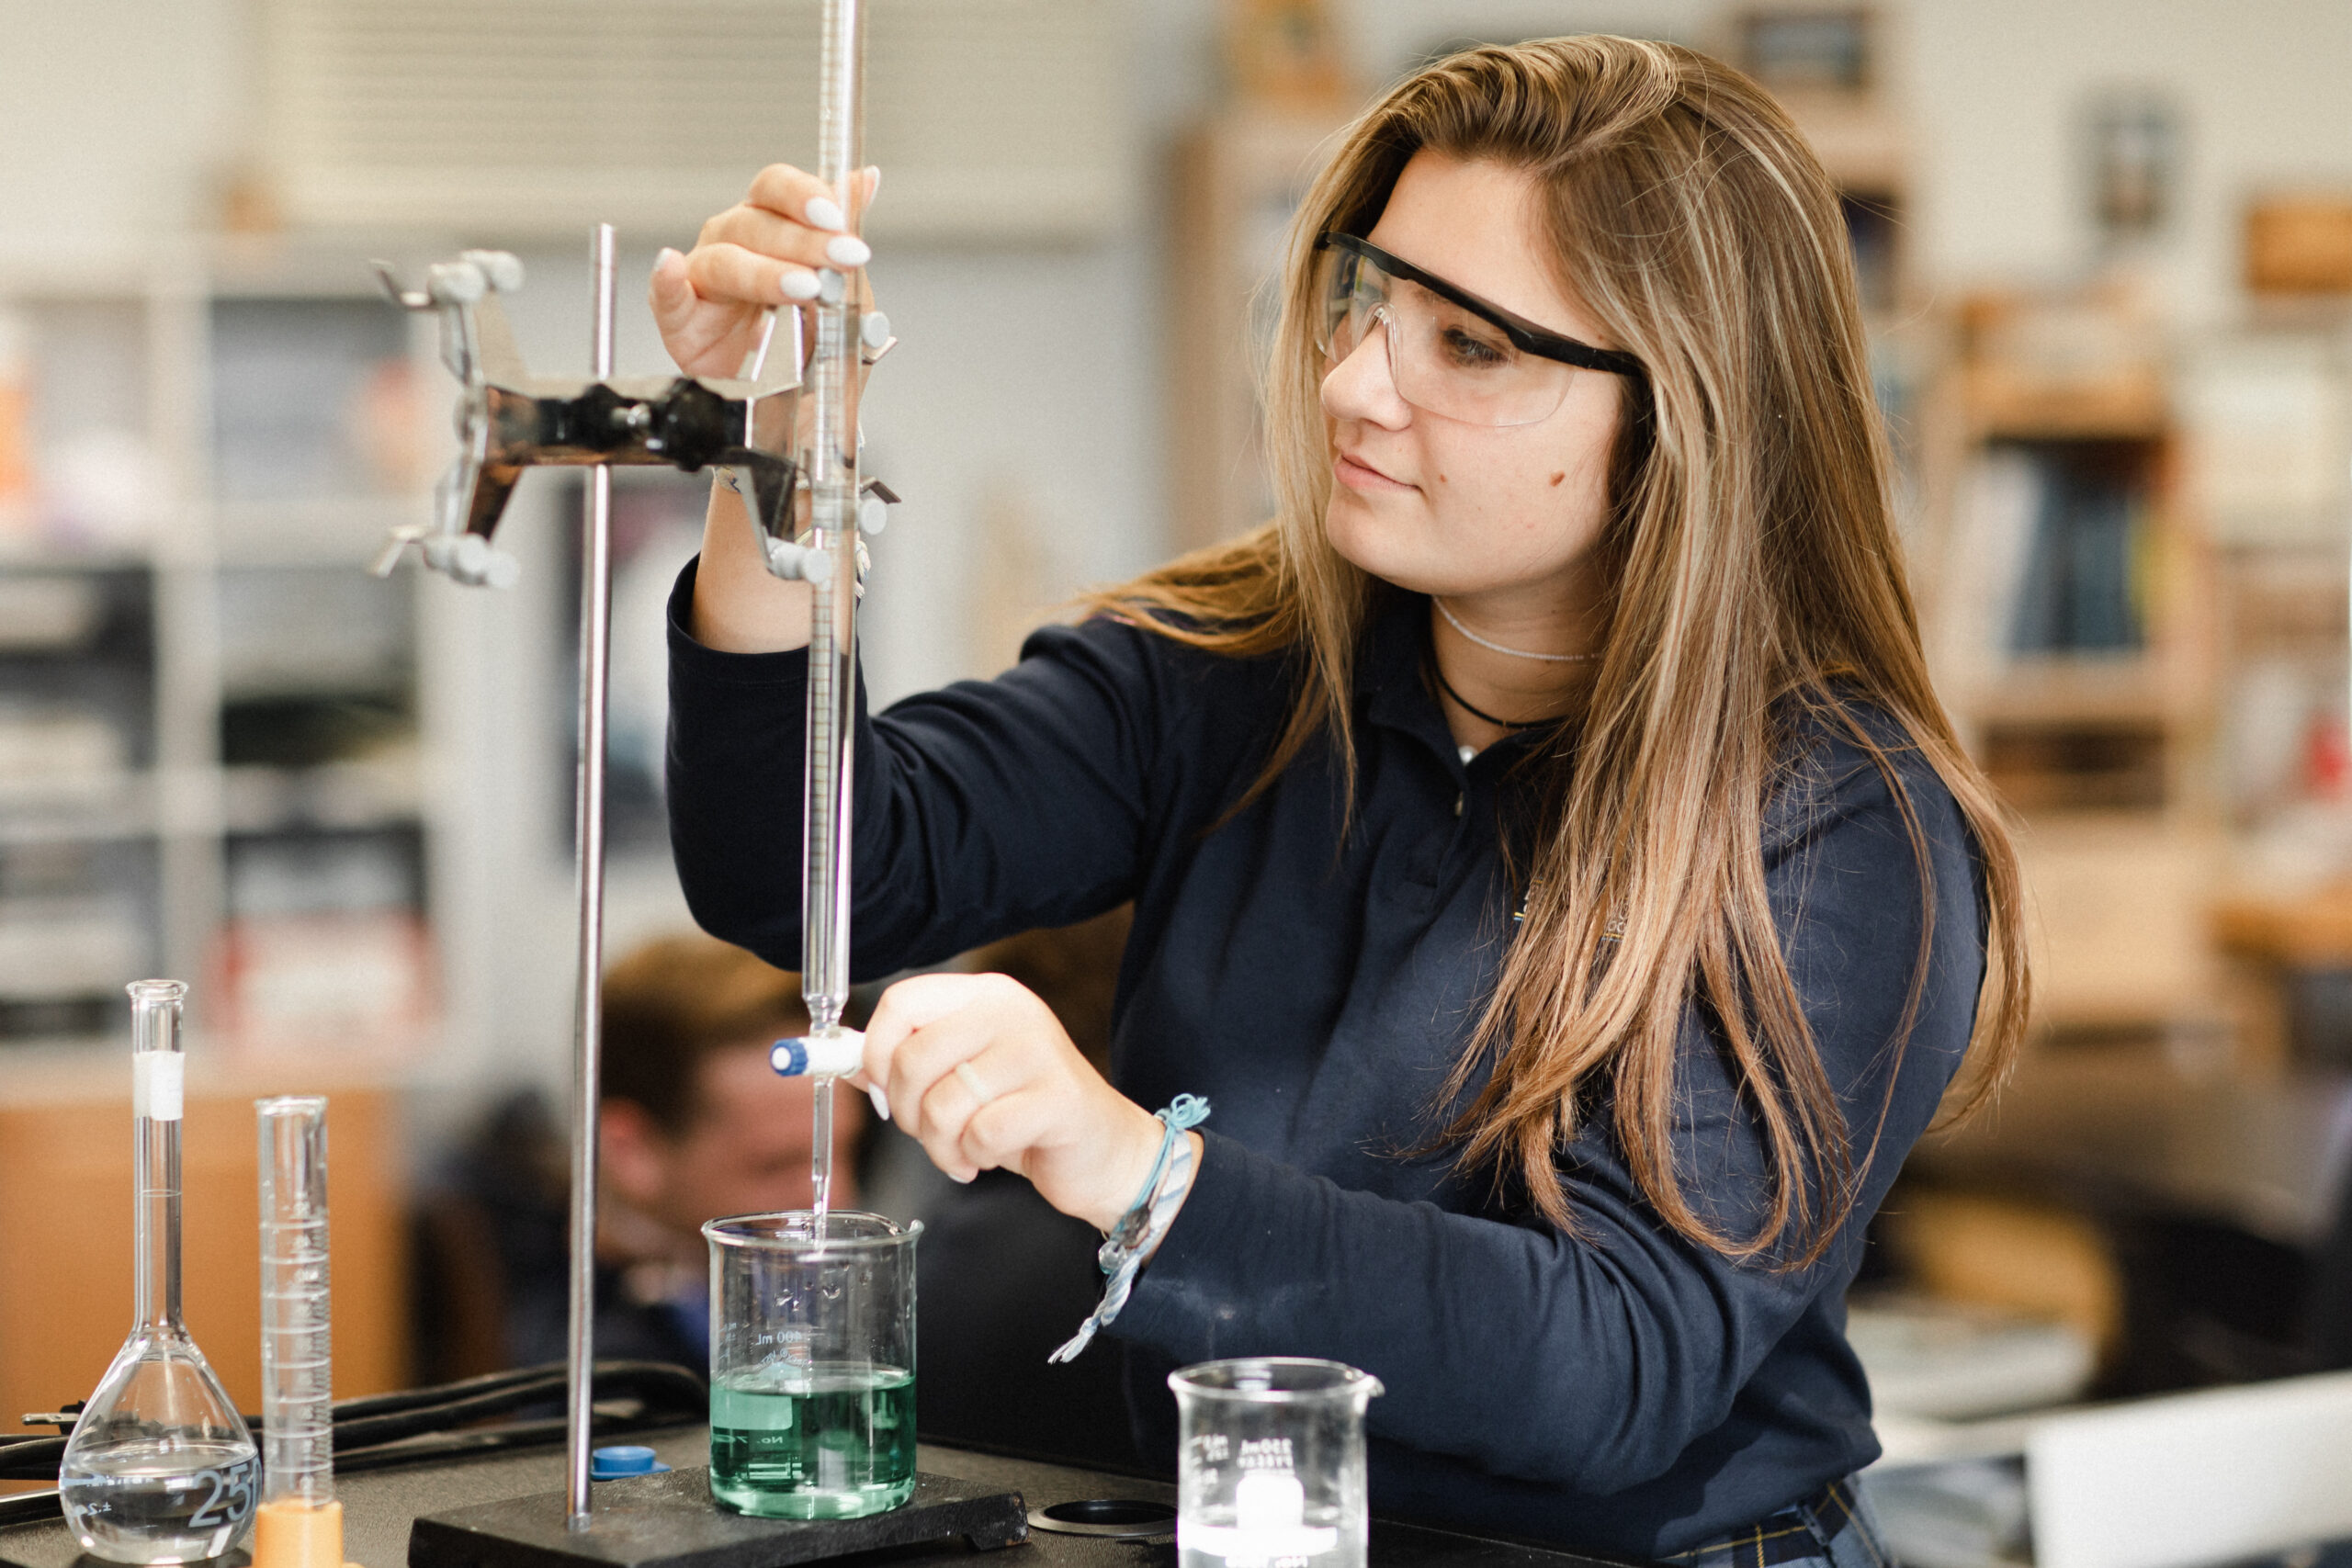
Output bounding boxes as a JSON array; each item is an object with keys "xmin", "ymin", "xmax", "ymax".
[
  {"xmin": 0, "ymin": 259, "xmax": 446, "ymax": 1065},
  {"xmin": 0, "ymin": 772, "xmax": 153, "ymax": 843}
]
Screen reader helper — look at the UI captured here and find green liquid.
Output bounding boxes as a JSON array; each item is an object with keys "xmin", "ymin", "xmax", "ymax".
[{"xmin": 708, "ymin": 1365, "xmax": 917, "ymax": 1519}]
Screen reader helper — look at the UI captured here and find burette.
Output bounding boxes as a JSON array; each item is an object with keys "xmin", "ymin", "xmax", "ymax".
[{"xmin": 763, "ymin": 0, "xmax": 888, "ymax": 1235}]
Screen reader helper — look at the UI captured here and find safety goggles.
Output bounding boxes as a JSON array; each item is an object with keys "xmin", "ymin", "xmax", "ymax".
[{"xmin": 1312, "ymin": 232, "xmax": 1644, "ymax": 428}]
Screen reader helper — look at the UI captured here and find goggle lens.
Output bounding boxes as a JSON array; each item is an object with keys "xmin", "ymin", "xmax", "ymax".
[{"xmin": 1313, "ymin": 245, "xmax": 1577, "ymax": 429}]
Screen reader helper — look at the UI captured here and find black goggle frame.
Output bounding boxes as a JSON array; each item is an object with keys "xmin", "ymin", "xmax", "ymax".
[{"xmin": 1314, "ymin": 232, "xmax": 1646, "ymax": 382}]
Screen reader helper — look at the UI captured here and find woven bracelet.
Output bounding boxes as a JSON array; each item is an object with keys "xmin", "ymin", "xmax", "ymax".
[{"xmin": 1047, "ymin": 1094, "xmax": 1210, "ymax": 1363}]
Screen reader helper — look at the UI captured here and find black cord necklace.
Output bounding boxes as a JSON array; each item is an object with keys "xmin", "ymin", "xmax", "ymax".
[{"xmin": 1429, "ymin": 659, "xmax": 1561, "ymax": 731}]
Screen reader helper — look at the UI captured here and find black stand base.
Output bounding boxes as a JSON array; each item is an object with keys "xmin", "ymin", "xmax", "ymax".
[{"xmin": 408, "ymin": 1469, "xmax": 1028, "ymax": 1568}]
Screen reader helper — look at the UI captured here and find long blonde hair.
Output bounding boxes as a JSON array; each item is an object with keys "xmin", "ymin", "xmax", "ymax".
[{"xmin": 1091, "ymin": 36, "xmax": 2027, "ymax": 1265}]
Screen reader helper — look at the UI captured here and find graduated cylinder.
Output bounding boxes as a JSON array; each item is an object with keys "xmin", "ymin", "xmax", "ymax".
[{"xmin": 252, "ymin": 1095, "xmax": 355, "ymax": 1568}]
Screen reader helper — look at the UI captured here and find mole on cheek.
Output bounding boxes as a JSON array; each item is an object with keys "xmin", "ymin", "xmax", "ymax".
[
  {"xmin": 1549, "ymin": 472, "xmax": 1566, "ymax": 487},
  {"xmin": 1437, "ymin": 472, "xmax": 1449, "ymax": 484}
]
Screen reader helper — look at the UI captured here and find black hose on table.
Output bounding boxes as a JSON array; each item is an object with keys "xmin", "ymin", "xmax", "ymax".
[{"xmin": 0, "ymin": 1360, "xmax": 706, "ymax": 1523}]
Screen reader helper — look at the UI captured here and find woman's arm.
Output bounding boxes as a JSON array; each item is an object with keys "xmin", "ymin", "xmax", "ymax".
[
  {"xmin": 1110, "ymin": 739, "xmax": 1984, "ymax": 1493},
  {"xmin": 690, "ymin": 478, "xmax": 812, "ymax": 654},
  {"xmin": 665, "ymin": 560, "xmax": 1238, "ymax": 978}
]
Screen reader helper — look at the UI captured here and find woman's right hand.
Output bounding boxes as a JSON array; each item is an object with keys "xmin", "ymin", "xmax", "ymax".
[
  {"xmin": 853, "ymin": 973, "xmax": 1189, "ymax": 1235},
  {"xmin": 662, "ymin": 164, "xmax": 878, "ymax": 654},
  {"xmin": 650, "ymin": 163, "xmax": 880, "ymax": 379}
]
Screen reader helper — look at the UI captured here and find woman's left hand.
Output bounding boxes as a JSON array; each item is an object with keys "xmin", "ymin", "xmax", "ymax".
[{"xmin": 855, "ymin": 972, "xmax": 1182, "ymax": 1232}]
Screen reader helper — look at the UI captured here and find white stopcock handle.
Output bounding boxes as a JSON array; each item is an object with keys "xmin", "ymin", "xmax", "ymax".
[{"xmin": 771, "ymin": 1027, "xmax": 865, "ymax": 1078}]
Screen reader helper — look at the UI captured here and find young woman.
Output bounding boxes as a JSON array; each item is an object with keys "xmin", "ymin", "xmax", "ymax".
[{"xmin": 650, "ymin": 35, "xmax": 2027, "ymax": 1565}]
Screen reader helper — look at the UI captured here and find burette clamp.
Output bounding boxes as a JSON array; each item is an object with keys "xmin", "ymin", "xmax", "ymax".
[
  {"xmin": 372, "ymin": 252, "xmax": 803, "ymax": 590},
  {"xmin": 749, "ymin": 305, "xmax": 900, "ymax": 587},
  {"xmin": 753, "ymin": 480, "xmax": 895, "ymax": 588},
  {"xmin": 763, "ymin": 536, "xmax": 836, "ymax": 584},
  {"xmin": 860, "ymin": 310, "xmax": 897, "ymax": 366},
  {"xmin": 859, "ymin": 476, "xmax": 899, "ymax": 536}
]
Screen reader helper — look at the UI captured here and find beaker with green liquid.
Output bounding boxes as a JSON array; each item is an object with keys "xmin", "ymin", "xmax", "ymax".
[{"xmin": 702, "ymin": 1212, "xmax": 919, "ymax": 1519}]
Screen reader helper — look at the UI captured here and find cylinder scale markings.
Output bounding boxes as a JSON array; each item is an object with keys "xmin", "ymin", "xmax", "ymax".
[{"xmin": 257, "ymin": 1097, "xmax": 333, "ymax": 1511}]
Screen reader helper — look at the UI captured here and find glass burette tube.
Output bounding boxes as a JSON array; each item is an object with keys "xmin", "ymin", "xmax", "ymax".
[
  {"xmin": 250, "ymin": 1096, "xmax": 350, "ymax": 1568},
  {"xmin": 800, "ymin": 0, "xmax": 867, "ymax": 1235}
]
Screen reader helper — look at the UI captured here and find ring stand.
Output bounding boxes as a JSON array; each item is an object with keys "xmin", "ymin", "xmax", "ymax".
[{"xmin": 376, "ymin": 5, "xmax": 1013, "ymax": 1557}]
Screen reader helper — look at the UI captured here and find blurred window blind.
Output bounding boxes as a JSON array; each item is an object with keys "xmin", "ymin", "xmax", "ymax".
[{"xmin": 262, "ymin": 0, "xmax": 1125, "ymax": 241}]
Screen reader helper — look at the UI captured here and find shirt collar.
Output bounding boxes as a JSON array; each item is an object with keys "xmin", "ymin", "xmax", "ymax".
[
  {"xmin": 1355, "ymin": 592, "xmax": 1467, "ymax": 769},
  {"xmin": 1354, "ymin": 590, "xmax": 1563, "ymax": 774}
]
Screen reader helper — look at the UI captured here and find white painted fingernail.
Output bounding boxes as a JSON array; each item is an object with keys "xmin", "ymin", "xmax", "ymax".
[
  {"xmin": 805, "ymin": 196, "xmax": 845, "ymax": 231},
  {"xmin": 864, "ymin": 165, "xmax": 880, "ymax": 196},
  {"xmin": 826, "ymin": 235, "xmax": 872, "ymax": 269},
  {"xmin": 866, "ymin": 1083, "xmax": 891, "ymax": 1122},
  {"xmin": 779, "ymin": 269, "xmax": 820, "ymax": 302},
  {"xmin": 655, "ymin": 246, "xmax": 683, "ymax": 269},
  {"xmin": 950, "ymin": 1168, "xmax": 975, "ymax": 1185}
]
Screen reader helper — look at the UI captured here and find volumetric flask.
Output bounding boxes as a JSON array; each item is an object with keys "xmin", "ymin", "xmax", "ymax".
[
  {"xmin": 61, "ymin": 981, "xmax": 261, "ymax": 1565},
  {"xmin": 703, "ymin": 1211, "xmax": 920, "ymax": 1519},
  {"xmin": 1170, "ymin": 1359, "xmax": 1384, "ymax": 1568}
]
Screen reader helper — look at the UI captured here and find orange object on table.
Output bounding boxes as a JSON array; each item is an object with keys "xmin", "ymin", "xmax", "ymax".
[{"xmin": 253, "ymin": 1497, "xmax": 362, "ymax": 1568}]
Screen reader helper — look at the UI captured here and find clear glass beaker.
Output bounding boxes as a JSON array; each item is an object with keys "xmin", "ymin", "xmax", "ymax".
[
  {"xmin": 703, "ymin": 1211, "xmax": 920, "ymax": 1520},
  {"xmin": 1170, "ymin": 1358, "xmax": 1384, "ymax": 1568},
  {"xmin": 60, "ymin": 980, "xmax": 261, "ymax": 1565}
]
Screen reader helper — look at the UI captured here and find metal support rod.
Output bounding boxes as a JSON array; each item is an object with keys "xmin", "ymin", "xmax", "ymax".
[{"xmin": 564, "ymin": 221, "xmax": 618, "ymax": 1530}]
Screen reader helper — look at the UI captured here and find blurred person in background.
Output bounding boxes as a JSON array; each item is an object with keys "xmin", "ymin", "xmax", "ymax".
[{"xmin": 413, "ymin": 933, "xmax": 859, "ymax": 1378}]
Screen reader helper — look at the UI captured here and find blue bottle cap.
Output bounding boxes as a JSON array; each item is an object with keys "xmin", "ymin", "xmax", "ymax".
[{"xmin": 590, "ymin": 1444, "xmax": 670, "ymax": 1479}]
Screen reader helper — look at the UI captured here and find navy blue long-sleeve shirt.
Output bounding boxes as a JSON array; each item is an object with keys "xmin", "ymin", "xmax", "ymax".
[{"xmin": 665, "ymin": 561, "xmax": 1985, "ymax": 1559}]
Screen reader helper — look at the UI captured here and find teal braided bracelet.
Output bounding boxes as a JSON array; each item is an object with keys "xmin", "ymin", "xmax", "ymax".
[{"xmin": 1048, "ymin": 1094, "xmax": 1211, "ymax": 1362}]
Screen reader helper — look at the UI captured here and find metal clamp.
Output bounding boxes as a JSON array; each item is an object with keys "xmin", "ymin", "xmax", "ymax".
[{"xmin": 371, "ymin": 251, "xmax": 804, "ymax": 590}]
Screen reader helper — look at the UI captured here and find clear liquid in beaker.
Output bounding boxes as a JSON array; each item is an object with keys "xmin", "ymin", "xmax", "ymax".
[
  {"xmin": 707, "ymin": 1362, "xmax": 915, "ymax": 1519},
  {"xmin": 1182, "ymin": 1468, "xmax": 1345, "ymax": 1568},
  {"xmin": 58, "ymin": 1437, "xmax": 261, "ymax": 1565}
]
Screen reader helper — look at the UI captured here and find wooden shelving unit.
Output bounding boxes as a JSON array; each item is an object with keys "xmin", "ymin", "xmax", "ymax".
[{"xmin": 1920, "ymin": 283, "xmax": 2228, "ymax": 1044}]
